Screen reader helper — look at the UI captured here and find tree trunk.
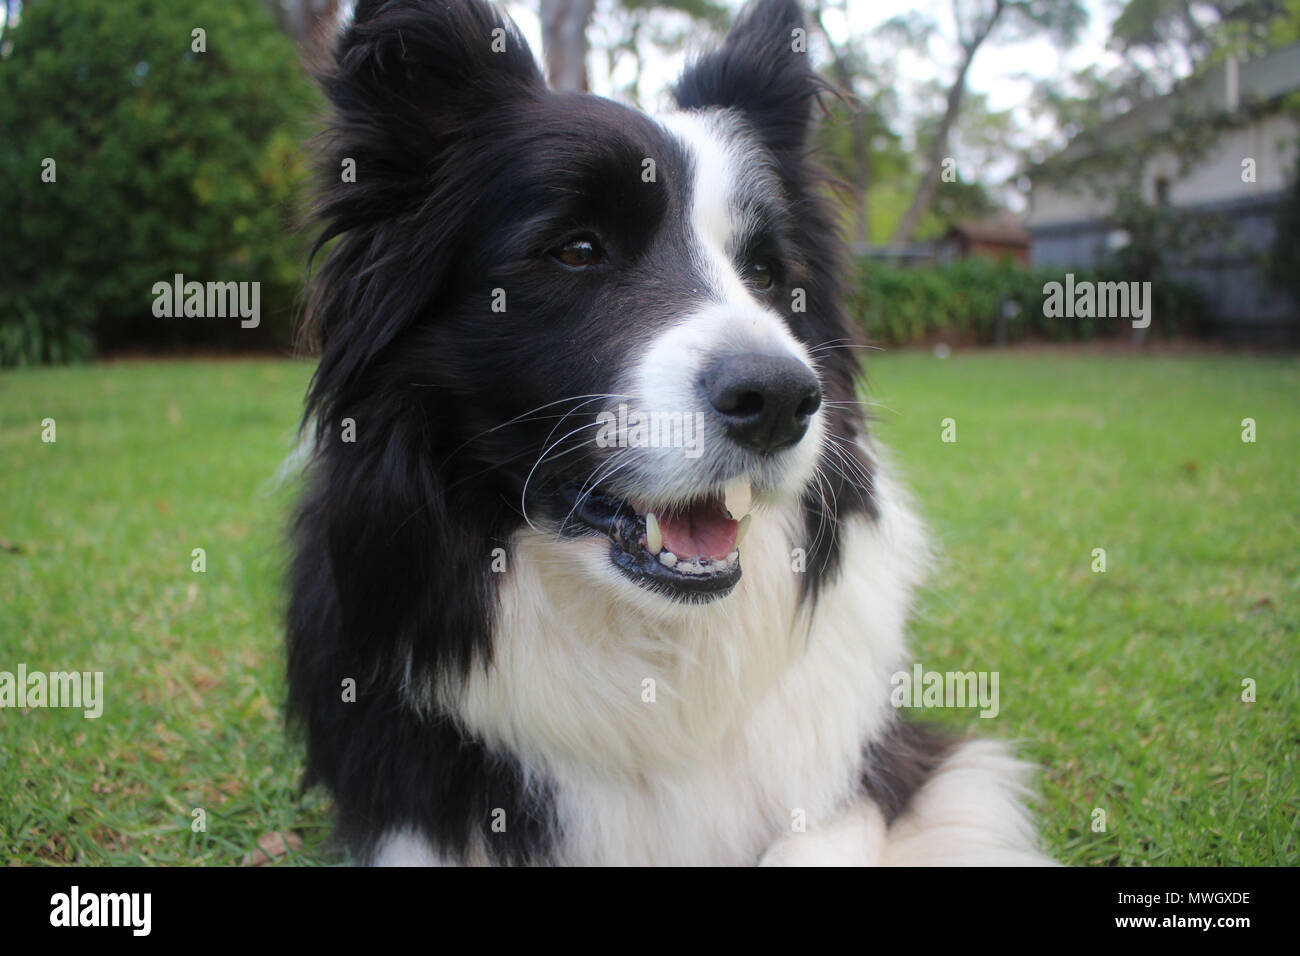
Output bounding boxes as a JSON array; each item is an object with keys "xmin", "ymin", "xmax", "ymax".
[
  {"xmin": 0, "ymin": 0, "xmax": 16, "ymax": 51},
  {"xmin": 263, "ymin": 0, "xmax": 342, "ymax": 70},
  {"xmin": 892, "ymin": 1, "xmax": 1004, "ymax": 243},
  {"xmin": 541, "ymin": 0, "xmax": 597, "ymax": 92},
  {"xmin": 891, "ymin": 51, "xmax": 975, "ymax": 243}
]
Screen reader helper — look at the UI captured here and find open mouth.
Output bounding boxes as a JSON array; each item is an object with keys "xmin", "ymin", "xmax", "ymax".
[{"xmin": 561, "ymin": 478, "xmax": 754, "ymax": 601}]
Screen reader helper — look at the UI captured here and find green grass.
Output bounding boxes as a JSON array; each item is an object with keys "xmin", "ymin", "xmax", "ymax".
[
  {"xmin": 0, "ymin": 359, "xmax": 332, "ymax": 865},
  {"xmin": 868, "ymin": 351, "xmax": 1300, "ymax": 865},
  {"xmin": 1, "ymin": 352, "xmax": 1296, "ymax": 865}
]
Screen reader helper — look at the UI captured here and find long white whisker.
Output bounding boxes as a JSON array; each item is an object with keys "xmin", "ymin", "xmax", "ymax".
[
  {"xmin": 520, "ymin": 420, "xmax": 609, "ymax": 534},
  {"xmin": 440, "ymin": 392, "xmax": 629, "ymax": 468}
]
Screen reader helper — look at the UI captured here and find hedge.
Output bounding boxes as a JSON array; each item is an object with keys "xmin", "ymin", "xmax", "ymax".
[{"xmin": 847, "ymin": 258, "xmax": 1208, "ymax": 346}]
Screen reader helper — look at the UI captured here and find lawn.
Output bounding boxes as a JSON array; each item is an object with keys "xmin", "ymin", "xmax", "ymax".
[{"xmin": 1, "ymin": 352, "xmax": 1296, "ymax": 865}]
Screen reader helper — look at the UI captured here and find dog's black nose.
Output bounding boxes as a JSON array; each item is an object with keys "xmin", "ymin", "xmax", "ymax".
[{"xmin": 702, "ymin": 353, "xmax": 822, "ymax": 454}]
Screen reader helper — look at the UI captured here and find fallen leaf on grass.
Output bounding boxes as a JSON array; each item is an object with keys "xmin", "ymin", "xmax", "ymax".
[{"xmin": 242, "ymin": 831, "xmax": 303, "ymax": 867}]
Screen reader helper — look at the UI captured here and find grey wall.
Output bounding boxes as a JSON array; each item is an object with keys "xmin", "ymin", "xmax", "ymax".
[{"xmin": 1029, "ymin": 192, "xmax": 1298, "ymax": 343}]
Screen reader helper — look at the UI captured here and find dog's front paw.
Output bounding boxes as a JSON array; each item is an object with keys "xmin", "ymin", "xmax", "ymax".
[
  {"xmin": 757, "ymin": 801, "xmax": 887, "ymax": 867},
  {"xmin": 758, "ymin": 833, "xmax": 844, "ymax": 867}
]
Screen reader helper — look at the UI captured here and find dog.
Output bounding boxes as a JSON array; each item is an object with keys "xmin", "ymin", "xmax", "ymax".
[{"xmin": 286, "ymin": 0, "xmax": 1052, "ymax": 866}]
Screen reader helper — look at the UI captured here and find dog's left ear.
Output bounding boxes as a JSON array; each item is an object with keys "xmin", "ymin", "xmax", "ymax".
[{"xmin": 673, "ymin": 0, "xmax": 821, "ymax": 160}]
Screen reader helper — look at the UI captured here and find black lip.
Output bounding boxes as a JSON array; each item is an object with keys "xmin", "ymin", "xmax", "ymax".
[{"xmin": 560, "ymin": 485, "xmax": 741, "ymax": 602}]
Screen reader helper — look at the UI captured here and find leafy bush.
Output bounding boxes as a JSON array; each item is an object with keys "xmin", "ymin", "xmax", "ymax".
[
  {"xmin": 847, "ymin": 258, "xmax": 1207, "ymax": 345},
  {"xmin": 0, "ymin": 0, "xmax": 320, "ymax": 366}
]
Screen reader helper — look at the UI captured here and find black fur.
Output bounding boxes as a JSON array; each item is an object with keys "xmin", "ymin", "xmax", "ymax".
[
  {"xmin": 288, "ymin": 0, "xmax": 883, "ymax": 864},
  {"xmin": 861, "ymin": 720, "xmax": 959, "ymax": 825}
]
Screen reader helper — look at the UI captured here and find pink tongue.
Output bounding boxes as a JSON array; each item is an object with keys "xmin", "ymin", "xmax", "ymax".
[{"xmin": 658, "ymin": 503, "xmax": 738, "ymax": 561}]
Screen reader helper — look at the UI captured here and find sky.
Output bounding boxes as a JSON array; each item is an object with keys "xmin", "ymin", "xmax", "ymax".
[
  {"xmin": 508, "ymin": 0, "xmax": 1126, "ymax": 113},
  {"xmin": 506, "ymin": 0, "xmax": 1131, "ymax": 204}
]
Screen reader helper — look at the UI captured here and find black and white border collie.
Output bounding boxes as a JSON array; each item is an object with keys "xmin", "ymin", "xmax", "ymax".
[{"xmin": 287, "ymin": 0, "xmax": 1051, "ymax": 866}]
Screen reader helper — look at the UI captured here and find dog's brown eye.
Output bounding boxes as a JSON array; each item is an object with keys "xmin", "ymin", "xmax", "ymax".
[
  {"xmin": 553, "ymin": 236, "xmax": 603, "ymax": 268},
  {"xmin": 747, "ymin": 261, "xmax": 775, "ymax": 291}
]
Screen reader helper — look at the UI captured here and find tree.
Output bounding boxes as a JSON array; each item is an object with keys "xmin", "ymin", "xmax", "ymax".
[
  {"xmin": 543, "ymin": 0, "xmax": 725, "ymax": 94},
  {"xmin": 810, "ymin": 0, "xmax": 876, "ymax": 245},
  {"xmin": 0, "ymin": 1, "xmax": 16, "ymax": 52},
  {"xmin": 0, "ymin": 0, "xmax": 320, "ymax": 364},
  {"xmin": 796, "ymin": 4, "xmax": 1018, "ymax": 243},
  {"xmin": 541, "ymin": 0, "xmax": 597, "ymax": 91},
  {"xmin": 262, "ymin": 0, "xmax": 343, "ymax": 69},
  {"xmin": 1111, "ymin": 0, "xmax": 1296, "ymax": 85},
  {"xmin": 888, "ymin": 0, "xmax": 1087, "ymax": 242}
]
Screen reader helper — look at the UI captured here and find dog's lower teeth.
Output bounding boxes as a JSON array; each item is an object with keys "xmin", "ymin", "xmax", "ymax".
[{"xmin": 652, "ymin": 551, "xmax": 739, "ymax": 575}]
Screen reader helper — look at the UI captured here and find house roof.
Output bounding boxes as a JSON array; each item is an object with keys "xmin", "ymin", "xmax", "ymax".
[{"xmin": 946, "ymin": 217, "xmax": 1029, "ymax": 246}]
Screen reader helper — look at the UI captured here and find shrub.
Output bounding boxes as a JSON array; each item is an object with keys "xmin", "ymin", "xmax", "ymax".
[
  {"xmin": 0, "ymin": 0, "xmax": 321, "ymax": 365},
  {"xmin": 847, "ymin": 258, "xmax": 1207, "ymax": 345}
]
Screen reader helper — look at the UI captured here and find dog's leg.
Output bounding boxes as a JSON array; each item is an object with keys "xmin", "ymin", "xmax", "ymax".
[
  {"xmin": 881, "ymin": 739, "xmax": 1057, "ymax": 866},
  {"xmin": 757, "ymin": 800, "xmax": 889, "ymax": 867}
]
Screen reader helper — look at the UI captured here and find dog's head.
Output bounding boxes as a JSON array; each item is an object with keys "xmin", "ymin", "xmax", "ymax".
[{"xmin": 304, "ymin": 0, "xmax": 873, "ymax": 612}]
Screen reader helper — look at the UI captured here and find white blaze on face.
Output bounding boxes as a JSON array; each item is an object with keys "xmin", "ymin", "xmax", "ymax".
[{"xmin": 618, "ymin": 108, "xmax": 824, "ymax": 506}]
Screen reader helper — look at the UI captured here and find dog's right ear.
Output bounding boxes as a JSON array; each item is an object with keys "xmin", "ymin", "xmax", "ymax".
[
  {"xmin": 303, "ymin": 2, "xmax": 544, "ymax": 408},
  {"xmin": 327, "ymin": 0, "xmax": 544, "ymax": 158}
]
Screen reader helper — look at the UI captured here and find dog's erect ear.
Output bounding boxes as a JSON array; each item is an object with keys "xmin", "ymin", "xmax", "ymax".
[
  {"xmin": 673, "ymin": 0, "xmax": 820, "ymax": 159},
  {"xmin": 304, "ymin": 2, "xmax": 544, "ymax": 407},
  {"xmin": 328, "ymin": 0, "xmax": 544, "ymax": 155}
]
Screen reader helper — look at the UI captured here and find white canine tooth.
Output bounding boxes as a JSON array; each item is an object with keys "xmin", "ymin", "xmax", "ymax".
[
  {"xmin": 658, "ymin": 550, "xmax": 678, "ymax": 568},
  {"xmin": 736, "ymin": 513, "xmax": 752, "ymax": 545},
  {"xmin": 727, "ymin": 550, "xmax": 739, "ymax": 565},
  {"xmin": 724, "ymin": 477, "xmax": 753, "ymax": 520},
  {"xmin": 645, "ymin": 512, "xmax": 662, "ymax": 555}
]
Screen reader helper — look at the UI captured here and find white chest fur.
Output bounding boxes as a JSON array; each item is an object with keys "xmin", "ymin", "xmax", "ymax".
[{"xmin": 436, "ymin": 462, "xmax": 929, "ymax": 865}]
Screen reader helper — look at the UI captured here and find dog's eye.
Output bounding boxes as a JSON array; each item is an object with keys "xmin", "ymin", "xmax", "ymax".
[
  {"xmin": 745, "ymin": 261, "xmax": 775, "ymax": 291},
  {"xmin": 552, "ymin": 236, "xmax": 604, "ymax": 269}
]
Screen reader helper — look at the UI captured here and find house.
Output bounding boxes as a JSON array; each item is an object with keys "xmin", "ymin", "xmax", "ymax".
[
  {"xmin": 943, "ymin": 217, "xmax": 1030, "ymax": 264},
  {"xmin": 1025, "ymin": 44, "xmax": 1300, "ymax": 343},
  {"xmin": 850, "ymin": 217, "xmax": 1029, "ymax": 267}
]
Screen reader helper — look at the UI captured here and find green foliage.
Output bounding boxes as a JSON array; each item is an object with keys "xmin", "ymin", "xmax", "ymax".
[
  {"xmin": 848, "ymin": 258, "xmax": 1208, "ymax": 344},
  {"xmin": 0, "ymin": 0, "xmax": 321, "ymax": 366},
  {"xmin": 1114, "ymin": 0, "xmax": 1300, "ymax": 63}
]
